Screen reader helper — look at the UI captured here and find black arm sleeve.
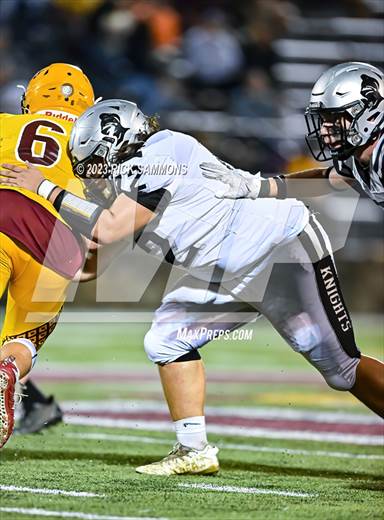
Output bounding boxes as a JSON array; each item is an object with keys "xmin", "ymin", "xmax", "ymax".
[{"xmin": 53, "ymin": 191, "xmax": 104, "ymax": 239}]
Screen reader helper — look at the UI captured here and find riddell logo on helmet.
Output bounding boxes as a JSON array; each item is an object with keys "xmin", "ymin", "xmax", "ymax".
[{"xmin": 43, "ymin": 110, "xmax": 77, "ymax": 122}]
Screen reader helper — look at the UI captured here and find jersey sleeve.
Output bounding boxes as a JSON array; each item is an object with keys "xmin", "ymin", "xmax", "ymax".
[
  {"xmin": 118, "ymin": 153, "xmax": 179, "ymax": 212},
  {"xmin": 372, "ymin": 136, "xmax": 384, "ymax": 181}
]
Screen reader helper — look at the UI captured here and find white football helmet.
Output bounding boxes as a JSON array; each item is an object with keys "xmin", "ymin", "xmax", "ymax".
[
  {"xmin": 69, "ymin": 99, "xmax": 158, "ymax": 204},
  {"xmin": 69, "ymin": 99, "xmax": 155, "ymax": 178},
  {"xmin": 305, "ymin": 62, "xmax": 384, "ymax": 161}
]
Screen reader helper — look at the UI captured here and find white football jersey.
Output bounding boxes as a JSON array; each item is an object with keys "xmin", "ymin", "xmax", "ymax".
[
  {"xmin": 337, "ymin": 134, "xmax": 384, "ymax": 208},
  {"xmin": 116, "ymin": 130, "xmax": 309, "ymax": 281}
]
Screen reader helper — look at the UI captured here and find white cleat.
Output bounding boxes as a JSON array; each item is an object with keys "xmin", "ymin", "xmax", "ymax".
[{"xmin": 135, "ymin": 443, "xmax": 220, "ymax": 476}]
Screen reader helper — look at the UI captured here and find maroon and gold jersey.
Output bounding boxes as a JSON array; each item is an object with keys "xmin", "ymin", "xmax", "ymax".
[
  {"xmin": 0, "ymin": 112, "xmax": 85, "ymax": 276},
  {"xmin": 0, "ymin": 111, "xmax": 84, "ymax": 219}
]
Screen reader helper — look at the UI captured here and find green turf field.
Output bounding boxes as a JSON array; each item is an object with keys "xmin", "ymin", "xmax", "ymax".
[
  {"xmin": 0, "ymin": 316, "xmax": 383, "ymax": 519},
  {"xmin": 32, "ymin": 315, "xmax": 383, "ymax": 410},
  {"xmin": 1, "ymin": 425, "xmax": 383, "ymax": 520}
]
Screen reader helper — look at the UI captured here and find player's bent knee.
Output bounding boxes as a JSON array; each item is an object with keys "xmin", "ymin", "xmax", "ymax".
[
  {"xmin": 322, "ymin": 358, "xmax": 360, "ymax": 391},
  {"xmin": 143, "ymin": 329, "xmax": 194, "ymax": 365},
  {"xmin": 173, "ymin": 350, "xmax": 201, "ymax": 362},
  {"xmin": 143, "ymin": 330, "xmax": 159, "ymax": 362},
  {"xmin": 2, "ymin": 338, "xmax": 37, "ymax": 368},
  {"xmin": 143, "ymin": 330, "xmax": 176, "ymax": 364},
  {"xmin": 324, "ymin": 373, "xmax": 354, "ymax": 391}
]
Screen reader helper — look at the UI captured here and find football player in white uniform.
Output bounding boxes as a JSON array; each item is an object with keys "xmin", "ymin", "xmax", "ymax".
[
  {"xmin": 1, "ymin": 98, "xmax": 383, "ymax": 476},
  {"xmin": 200, "ymin": 62, "xmax": 383, "ymax": 206}
]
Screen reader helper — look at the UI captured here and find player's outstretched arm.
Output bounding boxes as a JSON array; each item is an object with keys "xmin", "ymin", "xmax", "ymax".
[
  {"xmin": 200, "ymin": 161, "xmax": 352, "ymax": 200},
  {"xmin": 0, "ymin": 163, "xmax": 155, "ymax": 245},
  {"xmin": 283, "ymin": 167, "xmax": 353, "ymax": 196}
]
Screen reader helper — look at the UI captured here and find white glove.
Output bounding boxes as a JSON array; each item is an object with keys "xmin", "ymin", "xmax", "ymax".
[{"xmin": 200, "ymin": 161, "xmax": 262, "ymax": 199}]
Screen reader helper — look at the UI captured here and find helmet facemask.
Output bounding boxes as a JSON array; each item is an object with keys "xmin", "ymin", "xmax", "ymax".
[
  {"xmin": 305, "ymin": 96, "xmax": 384, "ymax": 162},
  {"xmin": 72, "ymin": 138, "xmax": 117, "ymax": 207},
  {"xmin": 305, "ymin": 63, "xmax": 384, "ymax": 162},
  {"xmin": 305, "ymin": 104, "xmax": 358, "ymax": 161},
  {"xmin": 69, "ymin": 99, "xmax": 160, "ymax": 205}
]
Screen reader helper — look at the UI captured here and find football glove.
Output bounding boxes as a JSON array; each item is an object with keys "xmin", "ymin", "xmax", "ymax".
[{"xmin": 200, "ymin": 162, "xmax": 262, "ymax": 199}]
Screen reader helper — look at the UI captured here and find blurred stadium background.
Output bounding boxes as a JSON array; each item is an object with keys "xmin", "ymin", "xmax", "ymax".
[
  {"xmin": 1, "ymin": 0, "xmax": 383, "ymax": 314},
  {"xmin": 1, "ymin": 1, "xmax": 383, "ymax": 518}
]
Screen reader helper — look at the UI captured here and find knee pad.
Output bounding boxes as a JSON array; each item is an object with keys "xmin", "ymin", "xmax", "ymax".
[
  {"xmin": 322, "ymin": 358, "xmax": 359, "ymax": 391},
  {"xmin": 143, "ymin": 329, "xmax": 178, "ymax": 364},
  {"xmin": 143, "ymin": 329, "xmax": 195, "ymax": 365},
  {"xmin": 143, "ymin": 330, "xmax": 160, "ymax": 363},
  {"xmin": 2, "ymin": 338, "xmax": 37, "ymax": 368}
]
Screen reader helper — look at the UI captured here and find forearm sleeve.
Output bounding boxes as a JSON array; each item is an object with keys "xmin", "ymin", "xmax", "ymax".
[
  {"xmin": 53, "ymin": 191, "xmax": 104, "ymax": 238},
  {"xmin": 281, "ymin": 167, "xmax": 334, "ymax": 198}
]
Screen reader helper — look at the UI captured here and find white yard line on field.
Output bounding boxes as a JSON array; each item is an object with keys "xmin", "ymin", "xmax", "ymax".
[
  {"xmin": 65, "ymin": 432, "xmax": 384, "ymax": 460},
  {"xmin": 178, "ymin": 483, "xmax": 317, "ymax": 498},
  {"xmin": 222, "ymin": 441, "xmax": 384, "ymax": 460},
  {"xmin": 0, "ymin": 508, "xmax": 167, "ymax": 520},
  {"xmin": 0, "ymin": 485, "xmax": 102, "ymax": 498},
  {"xmin": 66, "ymin": 432, "xmax": 171, "ymax": 445},
  {"xmin": 64, "ymin": 416, "xmax": 384, "ymax": 446},
  {"xmin": 62, "ymin": 400, "xmax": 383, "ymax": 425}
]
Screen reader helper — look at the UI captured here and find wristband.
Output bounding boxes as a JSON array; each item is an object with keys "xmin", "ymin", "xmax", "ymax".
[
  {"xmin": 275, "ymin": 175, "xmax": 287, "ymax": 199},
  {"xmin": 258, "ymin": 179, "xmax": 271, "ymax": 198},
  {"xmin": 37, "ymin": 179, "xmax": 58, "ymax": 200}
]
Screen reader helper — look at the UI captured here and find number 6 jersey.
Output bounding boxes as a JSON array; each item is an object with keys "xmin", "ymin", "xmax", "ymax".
[{"xmin": 0, "ymin": 112, "xmax": 84, "ymax": 218}]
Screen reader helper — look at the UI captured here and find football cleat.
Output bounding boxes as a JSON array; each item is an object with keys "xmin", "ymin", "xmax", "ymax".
[
  {"xmin": 0, "ymin": 357, "xmax": 18, "ymax": 448},
  {"xmin": 16, "ymin": 396, "xmax": 63, "ymax": 434},
  {"xmin": 135, "ymin": 443, "xmax": 219, "ymax": 476}
]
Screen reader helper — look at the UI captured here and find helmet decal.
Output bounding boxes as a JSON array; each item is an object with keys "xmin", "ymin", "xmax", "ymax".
[
  {"xmin": 360, "ymin": 74, "xmax": 383, "ymax": 109},
  {"xmin": 69, "ymin": 99, "xmax": 159, "ymax": 206},
  {"xmin": 99, "ymin": 113, "xmax": 129, "ymax": 146}
]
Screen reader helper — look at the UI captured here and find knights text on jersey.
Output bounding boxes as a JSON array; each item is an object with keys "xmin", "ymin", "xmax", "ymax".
[
  {"xmin": 117, "ymin": 130, "xmax": 309, "ymax": 281},
  {"xmin": 338, "ymin": 134, "xmax": 384, "ymax": 207}
]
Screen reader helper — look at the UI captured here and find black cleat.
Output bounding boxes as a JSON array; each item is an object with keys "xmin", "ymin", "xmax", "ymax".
[{"xmin": 15, "ymin": 396, "xmax": 63, "ymax": 434}]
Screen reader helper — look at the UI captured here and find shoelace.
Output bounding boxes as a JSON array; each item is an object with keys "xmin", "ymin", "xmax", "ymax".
[
  {"xmin": 167, "ymin": 443, "xmax": 194, "ymax": 456},
  {"xmin": 164, "ymin": 444, "xmax": 199, "ymax": 462},
  {"xmin": 14, "ymin": 391, "xmax": 27, "ymax": 406}
]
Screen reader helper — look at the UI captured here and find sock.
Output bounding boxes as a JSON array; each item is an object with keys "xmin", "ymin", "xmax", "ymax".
[
  {"xmin": 22, "ymin": 380, "xmax": 50, "ymax": 413},
  {"xmin": 174, "ymin": 416, "xmax": 208, "ymax": 450}
]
